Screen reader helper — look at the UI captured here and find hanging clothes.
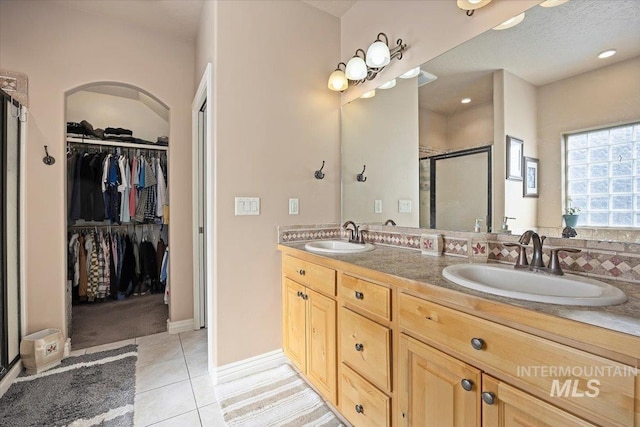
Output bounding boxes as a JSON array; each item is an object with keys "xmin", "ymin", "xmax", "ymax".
[{"xmin": 161, "ymin": 248, "xmax": 169, "ymax": 305}]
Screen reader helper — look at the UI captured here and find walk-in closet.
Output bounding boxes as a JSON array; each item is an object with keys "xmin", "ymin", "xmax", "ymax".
[{"xmin": 65, "ymin": 84, "xmax": 170, "ymax": 349}]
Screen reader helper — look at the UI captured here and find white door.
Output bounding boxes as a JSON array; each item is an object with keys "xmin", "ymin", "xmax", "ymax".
[{"xmin": 197, "ymin": 101, "xmax": 207, "ymax": 328}]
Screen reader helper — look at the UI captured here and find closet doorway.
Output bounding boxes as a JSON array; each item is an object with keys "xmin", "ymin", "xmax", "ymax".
[{"xmin": 65, "ymin": 83, "xmax": 170, "ymax": 350}]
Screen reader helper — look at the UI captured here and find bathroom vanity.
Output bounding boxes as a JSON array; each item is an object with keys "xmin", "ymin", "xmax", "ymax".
[{"xmin": 279, "ymin": 243, "xmax": 640, "ymax": 427}]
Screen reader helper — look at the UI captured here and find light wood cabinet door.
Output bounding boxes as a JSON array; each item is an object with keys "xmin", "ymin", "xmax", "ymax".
[
  {"xmin": 482, "ymin": 374, "xmax": 597, "ymax": 427},
  {"xmin": 307, "ymin": 288, "xmax": 337, "ymax": 406},
  {"xmin": 340, "ymin": 307, "xmax": 391, "ymax": 392},
  {"xmin": 283, "ymin": 278, "xmax": 306, "ymax": 372},
  {"xmin": 340, "ymin": 364, "xmax": 390, "ymax": 427},
  {"xmin": 398, "ymin": 334, "xmax": 481, "ymax": 427}
]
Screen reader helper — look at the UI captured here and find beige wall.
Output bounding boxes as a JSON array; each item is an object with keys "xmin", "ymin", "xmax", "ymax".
[
  {"xmin": 537, "ymin": 56, "xmax": 640, "ymax": 227},
  {"xmin": 0, "ymin": 1, "xmax": 195, "ymax": 335},
  {"xmin": 419, "ymin": 108, "xmax": 447, "ymax": 151},
  {"xmin": 501, "ymin": 70, "xmax": 538, "ymax": 233},
  {"xmin": 342, "ymin": 78, "xmax": 419, "ymax": 227},
  {"xmin": 340, "ymin": 0, "xmax": 540, "ymax": 103},
  {"xmin": 196, "ymin": 0, "xmax": 341, "ymax": 365},
  {"xmin": 66, "ymin": 91, "xmax": 169, "ymax": 143},
  {"xmin": 447, "ymin": 103, "xmax": 494, "ymax": 151},
  {"xmin": 419, "ymin": 103, "xmax": 493, "ymax": 152}
]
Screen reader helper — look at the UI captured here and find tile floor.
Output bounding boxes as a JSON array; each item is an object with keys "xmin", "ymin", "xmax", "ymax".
[{"xmin": 70, "ymin": 328, "xmax": 226, "ymax": 426}]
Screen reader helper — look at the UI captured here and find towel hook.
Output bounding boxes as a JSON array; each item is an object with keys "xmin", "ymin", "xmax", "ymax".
[
  {"xmin": 43, "ymin": 145, "xmax": 56, "ymax": 165},
  {"xmin": 357, "ymin": 165, "xmax": 367, "ymax": 182},
  {"xmin": 314, "ymin": 161, "xmax": 325, "ymax": 180}
]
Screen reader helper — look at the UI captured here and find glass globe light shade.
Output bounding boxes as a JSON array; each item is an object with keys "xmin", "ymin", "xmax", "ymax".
[
  {"xmin": 327, "ymin": 69, "xmax": 348, "ymax": 91},
  {"xmin": 345, "ymin": 56, "xmax": 367, "ymax": 80},
  {"xmin": 366, "ymin": 41, "xmax": 390, "ymax": 67},
  {"xmin": 379, "ymin": 79, "xmax": 396, "ymax": 90},
  {"xmin": 360, "ymin": 90, "xmax": 376, "ymax": 99},
  {"xmin": 399, "ymin": 67, "xmax": 420, "ymax": 79}
]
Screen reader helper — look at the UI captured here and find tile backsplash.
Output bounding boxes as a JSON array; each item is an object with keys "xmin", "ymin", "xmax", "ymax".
[{"xmin": 279, "ymin": 223, "xmax": 640, "ymax": 285}]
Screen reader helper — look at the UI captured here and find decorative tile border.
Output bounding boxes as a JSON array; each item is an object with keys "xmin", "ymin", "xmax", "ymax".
[
  {"xmin": 361, "ymin": 230, "xmax": 422, "ymax": 250},
  {"xmin": 278, "ymin": 224, "xmax": 342, "ymax": 243},
  {"xmin": 0, "ymin": 69, "xmax": 28, "ymax": 107},
  {"xmin": 443, "ymin": 237, "xmax": 468, "ymax": 257}
]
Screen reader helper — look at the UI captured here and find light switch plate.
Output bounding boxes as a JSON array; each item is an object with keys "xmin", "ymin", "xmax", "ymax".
[
  {"xmin": 235, "ymin": 197, "xmax": 260, "ymax": 215},
  {"xmin": 399, "ymin": 199, "xmax": 412, "ymax": 213},
  {"xmin": 289, "ymin": 198, "xmax": 299, "ymax": 215},
  {"xmin": 374, "ymin": 199, "xmax": 383, "ymax": 214}
]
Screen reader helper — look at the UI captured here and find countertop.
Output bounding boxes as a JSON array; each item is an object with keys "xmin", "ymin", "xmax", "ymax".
[{"xmin": 279, "ymin": 242, "xmax": 640, "ymax": 341}]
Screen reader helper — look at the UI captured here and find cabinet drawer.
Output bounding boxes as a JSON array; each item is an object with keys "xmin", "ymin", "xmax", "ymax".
[
  {"xmin": 399, "ymin": 293, "xmax": 635, "ymax": 427},
  {"xmin": 340, "ymin": 307, "xmax": 391, "ymax": 392},
  {"xmin": 283, "ymin": 255, "xmax": 336, "ymax": 296},
  {"xmin": 340, "ymin": 274, "xmax": 391, "ymax": 320},
  {"xmin": 340, "ymin": 364, "xmax": 390, "ymax": 427}
]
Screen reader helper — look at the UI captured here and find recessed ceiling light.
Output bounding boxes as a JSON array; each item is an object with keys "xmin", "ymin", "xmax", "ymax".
[
  {"xmin": 399, "ymin": 67, "xmax": 421, "ymax": 79},
  {"xmin": 539, "ymin": 0, "xmax": 570, "ymax": 7},
  {"xmin": 361, "ymin": 90, "xmax": 376, "ymax": 99},
  {"xmin": 598, "ymin": 49, "xmax": 617, "ymax": 59},
  {"xmin": 493, "ymin": 12, "xmax": 525, "ymax": 30},
  {"xmin": 379, "ymin": 79, "xmax": 396, "ymax": 90},
  {"xmin": 461, "ymin": 98, "xmax": 471, "ymax": 104}
]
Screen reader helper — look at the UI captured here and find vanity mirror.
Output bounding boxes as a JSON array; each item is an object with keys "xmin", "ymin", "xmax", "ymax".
[{"xmin": 341, "ymin": 0, "xmax": 640, "ymax": 235}]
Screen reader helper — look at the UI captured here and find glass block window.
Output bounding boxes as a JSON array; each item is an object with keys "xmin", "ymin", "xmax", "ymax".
[{"xmin": 566, "ymin": 122, "xmax": 640, "ymax": 227}]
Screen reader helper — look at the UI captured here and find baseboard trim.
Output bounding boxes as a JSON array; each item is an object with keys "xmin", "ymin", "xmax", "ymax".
[
  {"xmin": 0, "ymin": 361, "xmax": 22, "ymax": 398},
  {"xmin": 215, "ymin": 349, "xmax": 287, "ymax": 385},
  {"xmin": 166, "ymin": 318, "xmax": 195, "ymax": 334}
]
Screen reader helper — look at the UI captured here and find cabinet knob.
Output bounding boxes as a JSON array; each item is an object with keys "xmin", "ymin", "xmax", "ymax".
[
  {"xmin": 481, "ymin": 391, "xmax": 496, "ymax": 405},
  {"xmin": 355, "ymin": 343, "xmax": 364, "ymax": 352},
  {"xmin": 302, "ymin": 293, "xmax": 308, "ymax": 300},
  {"xmin": 460, "ymin": 379, "xmax": 474, "ymax": 391},
  {"xmin": 297, "ymin": 269, "xmax": 306, "ymax": 276},
  {"xmin": 470, "ymin": 337, "xmax": 485, "ymax": 350},
  {"xmin": 354, "ymin": 291, "xmax": 364, "ymax": 300},
  {"xmin": 355, "ymin": 404, "xmax": 364, "ymax": 414},
  {"xmin": 296, "ymin": 291, "xmax": 303, "ymax": 297}
]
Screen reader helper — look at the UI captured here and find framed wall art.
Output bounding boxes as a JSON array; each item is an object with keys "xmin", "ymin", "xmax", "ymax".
[
  {"xmin": 506, "ymin": 135, "xmax": 524, "ymax": 181},
  {"xmin": 523, "ymin": 157, "xmax": 539, "ymax": 198}
]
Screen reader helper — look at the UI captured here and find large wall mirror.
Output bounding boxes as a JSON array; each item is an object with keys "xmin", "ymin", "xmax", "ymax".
[{"xmin": 342, "ymin": 0, "xmax": 640, "ymax": 235}]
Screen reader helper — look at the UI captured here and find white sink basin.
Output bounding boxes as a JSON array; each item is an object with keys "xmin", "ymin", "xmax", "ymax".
[
  {"xmin": 304, "ymin": 240, "xmax": 375, "ymax": 254},
  {"xmin": 442, "ymin": 263, "xmax": 627, "ymax": 306}
]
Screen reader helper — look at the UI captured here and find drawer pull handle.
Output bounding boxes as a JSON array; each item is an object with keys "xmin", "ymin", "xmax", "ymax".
[
  {"xmin": 460, "ymin": 379, "xmax": 474, "ymax": 391},
  {"xmin": 355, "ymin": 343, "xmax": 364, "ymax": 352},
  {"xmin": 355, "ymin": 404, "xmax": 364, "ymax": 414},
  {"xmin": 470, "ymin": 337, "xmax": 485, "ymax": 350},
  {"xmin": 354, "ymin": 291, "xmax": 364, "ymax": 300},
  {"xmin": 481, "ymin": 391, "xmax": 496, "ymax": 405},
  {"xmin": 297, "ymin": 269, "xmax": 306, "ymax": 276}
]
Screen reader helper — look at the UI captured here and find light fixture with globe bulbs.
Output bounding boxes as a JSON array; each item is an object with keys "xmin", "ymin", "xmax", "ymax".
[
  {"xmin": 327, "ymin": 32, "xmax": 407, "ymax": 92},
  {"xmin": 457, "ymin": 0, "xmax": 492, "ymax": 16}
]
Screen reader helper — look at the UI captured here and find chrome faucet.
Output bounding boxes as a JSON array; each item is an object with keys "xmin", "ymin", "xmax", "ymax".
[{"xmin": 343, "ymin": 221, "xmax": 364, "ymax": 243}]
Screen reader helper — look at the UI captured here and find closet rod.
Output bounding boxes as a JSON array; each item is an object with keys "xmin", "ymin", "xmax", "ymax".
[{"xmin": 66, "ymin": 137, "xmax": 169, "ymax": 151}]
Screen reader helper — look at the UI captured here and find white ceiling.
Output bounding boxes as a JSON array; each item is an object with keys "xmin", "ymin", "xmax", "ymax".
[
  {"xmin": 301, "ymin": 0, "xmax": 357, "ymax": 17},
  {"xmin": 419, "ymin": 0, "xmax": 640, "ymax": 115},
  {"xmin": 49, "ymin": 0, "xmax": 206, "ymax": 42}
]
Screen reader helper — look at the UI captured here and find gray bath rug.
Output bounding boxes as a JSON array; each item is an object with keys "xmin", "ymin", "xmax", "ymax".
[
  {"xmin": 0, "ymin": 344, "xmax": 137, "ymax": 427},
  {"xmin": 214, "ymin": 363, "xmax": 344, "ymax": 426}
]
